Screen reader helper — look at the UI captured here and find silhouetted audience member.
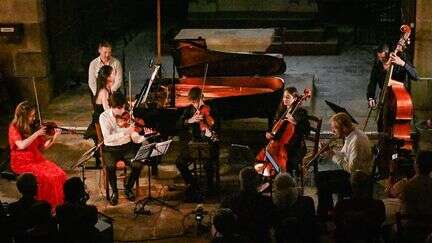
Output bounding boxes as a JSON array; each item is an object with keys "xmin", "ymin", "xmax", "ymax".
[
  {"xmin": 8, "ymin": 173, "xmax": 57, "ymax": 243},
  {"xmin": 56, "ymin": 177, "xmax": 98, "ymax": 243},
  {"xmin": 211, "ymin": 208, "xmax": 245, "ymax": 243},
  {"xmin": 396, "ymin": 151, "xmax": 432, "ymax": 243},
  {"xmin": 334, "ymin": 170, "xmax": 385, "ymax": 243},
  {"xmin": 0, "ymin": 199, "xmax": 12, "ymax": 243},
  {"xmin": 401, "ymin": 151, "xmax": 432, "ymax": 216},
  {"xmin": 271, "ymin": 173, "xmax": 317, "ymax": 243},
  {"xmin": 220, "ymin": 167, "xmax": 274, "ymax": 243}
]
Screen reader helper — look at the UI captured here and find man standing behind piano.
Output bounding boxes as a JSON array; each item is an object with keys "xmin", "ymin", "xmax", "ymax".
[
  {"xmin": 175, "ymin": 87, "xmax": 220, "ymax": 201},
  {"xmin": 88, "ymin": 41, "xmax": 123, "ymax": 97},
  {"xmin": 317, "ymin": 112, "xmax": 373, "ymax": 219}
]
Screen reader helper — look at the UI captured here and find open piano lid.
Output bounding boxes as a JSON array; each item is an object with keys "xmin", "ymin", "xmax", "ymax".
[{"xmin": 172, "ymin": 38, "xmax": 286, "ymax": 77}]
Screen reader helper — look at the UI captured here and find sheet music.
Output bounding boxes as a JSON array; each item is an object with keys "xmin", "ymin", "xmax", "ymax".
[
  {"xmin": 150, "ymin": 140, "xmax": 172, "ymax": 157},
  {"xmin": 265, "ymin": 150, "xmax": 281, "ymax": 174},
  {"xmin": 134, "ymin": 143, "xmax": 156, "ymax": 161}
]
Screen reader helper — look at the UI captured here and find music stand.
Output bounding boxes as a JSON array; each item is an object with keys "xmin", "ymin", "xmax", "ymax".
[
  {"xmin": 325, "ymin": 100, "xmax": 358, "ymax": 124},
  {"xmin": 133, "ymin": 140, "xmax": 178, "ymax": 216},
  {"xmin": 71, "ymin": 142, "xmax": 104, "ymax": 187}
]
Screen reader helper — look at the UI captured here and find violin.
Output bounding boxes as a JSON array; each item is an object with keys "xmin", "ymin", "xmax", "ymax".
[
  {"xmin": 33, "ymin": 120, "xmax": 77, "ymax": 136},
  {"xmin": 115, "ymin": 111, "xmax": 158, "ymax": 137}
]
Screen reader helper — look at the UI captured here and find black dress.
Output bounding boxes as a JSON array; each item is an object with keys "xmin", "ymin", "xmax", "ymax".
[
  {"xmin": 83, "ymin": 104, "xmax": 104, "ymax": 140},
  {"xmin": 272, "ymin": 106, "xmax": 311, "ymax": 174}
]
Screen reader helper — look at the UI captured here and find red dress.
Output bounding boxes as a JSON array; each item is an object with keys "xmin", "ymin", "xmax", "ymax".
[{"xmin": 8, "ymin": 124, "xmax": 67, "ymax": 208}]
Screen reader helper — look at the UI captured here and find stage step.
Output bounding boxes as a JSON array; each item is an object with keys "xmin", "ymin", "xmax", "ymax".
[
  {"xmin": 186, "ymin": 11, "xmax": 317, "ymax": 29},
  {"xmin": 274, "ymin": 27, "xmax": 326, "ymax": 42},
  {"xmin": 268, "ymin": 38, "xmax": 339, "ymax": 56}
]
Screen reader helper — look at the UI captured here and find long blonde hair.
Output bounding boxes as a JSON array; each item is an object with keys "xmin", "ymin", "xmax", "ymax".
[{"xmin": 12, "ymin": 101, "xmax": 35, "ymax": 138}]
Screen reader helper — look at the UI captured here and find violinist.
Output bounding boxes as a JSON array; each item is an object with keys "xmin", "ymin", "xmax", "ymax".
[
  {"xmin": 8, "ymin": 101, "xmax": 67, "ymax": 208},
  {"xmin": 99, "ymin": 92, "xmax": 147, "ymax": 205},
  {"xmin": 316, "ymin": 112, "xmax": 373, "ymax": 219},
  {"xmin": 175, "ymin": 87, "xmax": 219, "ymax": 200},
  {"xmin": 84, "ymin": 65, "xmax": 114, "ymax": 167},
  {"xmin": 266, "ymin": 87, "xmax": 311, "ymax": 176}
]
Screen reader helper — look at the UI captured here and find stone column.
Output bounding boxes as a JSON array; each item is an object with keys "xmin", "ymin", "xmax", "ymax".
[
  {"xmin": 0, "ymin": 0, "xmax": 52, "ymax": 105},
  {"xmin": 412, "ymin": 0, "xmax": 432, "ymax": 112}
]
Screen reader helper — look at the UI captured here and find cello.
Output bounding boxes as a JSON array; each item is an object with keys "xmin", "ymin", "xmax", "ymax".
[{"xmin": 255, "ymin": 88, "xmax": 311, "ymax": 176}]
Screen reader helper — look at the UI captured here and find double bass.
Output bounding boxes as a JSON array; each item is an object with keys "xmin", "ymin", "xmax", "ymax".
[
  {"xmin": 375, "ymin": 25, "xmax": 414, "ymax": 194},
  {"xmin": 255, "ymin": 89, "xmax": 311, "ymax": 176},
  {"xmin": 377, "ymin": 24, "xmax": 413, "ymax": 150}
]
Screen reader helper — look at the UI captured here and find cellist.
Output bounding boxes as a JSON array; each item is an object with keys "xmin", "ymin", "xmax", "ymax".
[{"xmin": 265, "ymin": 87, "xmax": 311, "ymax": 176}]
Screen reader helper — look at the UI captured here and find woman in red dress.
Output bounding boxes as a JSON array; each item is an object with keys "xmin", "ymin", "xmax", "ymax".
[{"xmin": 8, "ymin": 101, "xmax": 67, "ymax": 208}]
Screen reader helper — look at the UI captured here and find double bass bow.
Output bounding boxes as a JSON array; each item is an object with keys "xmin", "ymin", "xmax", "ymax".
[{"xmin": 255, "ymin": 88, "xmax": 311, "ymax": 176}]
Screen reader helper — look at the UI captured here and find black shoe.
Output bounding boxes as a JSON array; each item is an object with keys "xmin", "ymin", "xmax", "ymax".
[
  {"xmin": 110, "ymin": 193, "xmax": 119, "ymax": 206},
  {"xmin": 125, "ymin": 189, "xmax": 136, "ymax": 201}
]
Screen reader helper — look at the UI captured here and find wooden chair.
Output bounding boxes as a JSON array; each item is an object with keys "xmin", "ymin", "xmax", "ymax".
[
  {"xmin": 94, "ymin": 123, "xmax": 139, "ymax": 200},
  {"xmin": 306, "ymin": 114, "xmax": 323, "ymax": 157},
  {"xmin": 301, "ymin": 115, "xmax": 322, "ymax": 185}
]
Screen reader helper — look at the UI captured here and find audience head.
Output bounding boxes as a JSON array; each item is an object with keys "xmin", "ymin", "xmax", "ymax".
[
  {"xmin": 63, "ymin": 177, "xmax": 88, "ymax": 204},
  {"xmin": 351, "ymin": 170, "xmax": 372, "ymax": 198},
  {"xmin": 16, "ymin": 173, "xmax": 38, "ymax": 199},
  {"xmin": 212, "ymin": 208, "xmax": 236, "ymax": 237},
  {"xmin": 96, "ymin": 65, "xmax": 114, "ymax": 94},
  {"xmin": 13, "ymin": 100, "xmax": 36, "ymax": 137},
  {"xmin": 188, "ymin": 87, "xmax": 203, "ymax": 102},
  {"xmin": 239, "ymin": 167, "xmax": 260, "ymax": 192},
  {"xmin": 110, "ymin": 91, "xmax": 127, "ymax": 116},
  {"xmin": 272, "ymin": 173, "xmax": 298, "ymax": 207},
  {"xmin": 415, "ymin": 151, "xmax": 432, "ymax": 176},
  {"xmin": 98, "ymin": 40, "xmax": 113, "ymax": 62},
  {"xmin": 330, "ymin": 112, "xmax": 354, "ymax": 138}
]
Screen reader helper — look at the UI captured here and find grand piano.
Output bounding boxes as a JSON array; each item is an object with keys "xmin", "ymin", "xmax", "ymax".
[{"xmin": 134, "ymin": 38, "xmax": 286, "ymax": 136}]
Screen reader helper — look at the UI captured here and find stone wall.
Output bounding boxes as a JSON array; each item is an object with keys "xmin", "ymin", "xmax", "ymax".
[
  {"xmin": 412, "ymin": 0, "xmax": 432, "ymax": 111},
  {"xmin": 0, "ymin": 0, "xmax": 52, "ymax": 105}
]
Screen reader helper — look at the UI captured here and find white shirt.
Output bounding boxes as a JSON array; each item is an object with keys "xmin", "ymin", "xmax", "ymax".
[
  {"xmin": 332, "ymin": 128, "xmax": 373, "ymax": 174},
  {"xmin": 88, "ymin": 56, "xmax": 123, "ymax": 95},
  {"xmin": 99, "ymin": 109, "xmax": 146, "ymax": 146}
]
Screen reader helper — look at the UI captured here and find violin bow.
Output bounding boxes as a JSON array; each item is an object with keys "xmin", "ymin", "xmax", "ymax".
[
  {"xmin": 32, "ymin": 77, "xmax": 42, "ymax": 127},
  {"xmin": 200, "ymin": 63, "xmax": 209, "ymax": 107},
  {"xmin": 128, "ymin": 71, "xmax": 133, "ymax": 119}
]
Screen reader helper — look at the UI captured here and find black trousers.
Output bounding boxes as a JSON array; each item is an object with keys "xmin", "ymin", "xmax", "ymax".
[
  {"xmin": 103, "ymin": 142, "xmax": 143, "ymax": 194},
  {"xmin": 175, "ymin": 132, "xmax": 219, "ymax": 190},
  {"xmin": 314, "ymin": 159, "xmax": 351, "ymax": 218}
]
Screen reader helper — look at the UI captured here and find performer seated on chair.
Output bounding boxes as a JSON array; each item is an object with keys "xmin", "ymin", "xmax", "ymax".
[
  {"xmin": 175, "ymin": 87, "xmax": 219, "ymax": 198},
  {"xmin": 99, "ymin": 91, "xmax": 147, "ymax": 205},
  {"xmin": 317, "ymin": 112, "xmax": 373, "ymax": 219},
  {"xmin": 265, "ymin": 86, "xmax": 310, "ymax": 176}
]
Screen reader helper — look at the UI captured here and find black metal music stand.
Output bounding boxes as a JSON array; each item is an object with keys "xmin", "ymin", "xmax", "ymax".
[
  {"xmin": 71, "ymin": 142, "xmax": 104, "ymax": 187},
  {"xmin": 325, "ymin": 100, "xmax": 359, "ymax": 124},
  {"xmin": 133, "ymin": 140, "xmax": 178, "ymax": 216}
]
